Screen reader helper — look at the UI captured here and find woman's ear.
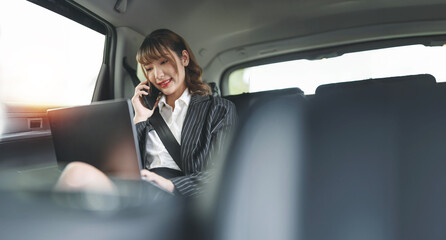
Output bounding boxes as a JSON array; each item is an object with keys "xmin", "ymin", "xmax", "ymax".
[{"xmin": 181, "ymin": 50, "xmax": 190, "ymax": 67}]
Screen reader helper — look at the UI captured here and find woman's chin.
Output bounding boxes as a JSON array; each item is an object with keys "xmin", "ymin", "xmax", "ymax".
[
  {"xmin": 160, "ymin": 88, "xmax": 174, "ymax": 96},
  {"xmin": 161, "ymin": 85, "xmax": 185, "ymax": 97}
]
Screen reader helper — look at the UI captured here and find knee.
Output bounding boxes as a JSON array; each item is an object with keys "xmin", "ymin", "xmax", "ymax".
[
  {"xmin": 64, "ymin": 161, "xmax": 97, "ymax": 176},
  {"xmin": 60, "ymin": 161, "xmax": 98, "ymax": 183},
  {"xmin": 55, "ymin": 161, "xmax": 115, "ymax": 193}
]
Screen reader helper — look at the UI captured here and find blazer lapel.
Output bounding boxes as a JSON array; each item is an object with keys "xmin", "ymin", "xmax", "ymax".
[{"xmin": 181, "ymin": 94, "xmax": 210, "ymax": 155}]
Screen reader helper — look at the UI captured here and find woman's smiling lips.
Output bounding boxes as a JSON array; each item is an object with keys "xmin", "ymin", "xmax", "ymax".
[{"xmin": 158, "ymin": 78, "xmax": 172, "ymax": 88}]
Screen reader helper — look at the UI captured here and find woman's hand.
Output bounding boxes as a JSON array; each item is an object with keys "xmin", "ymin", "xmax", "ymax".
[
  {"xmin": 131, "ymin": 80, "xmax": 159, "ymax": 123},
  {"xmin": 141, "ymin": 169, "xmax": 175, "ymax": 193}
]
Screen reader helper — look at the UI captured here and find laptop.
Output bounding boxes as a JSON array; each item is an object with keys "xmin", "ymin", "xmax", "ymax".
[{"xmin": 47, "ymin": 99, "xmax": 144, "ymax": 180}]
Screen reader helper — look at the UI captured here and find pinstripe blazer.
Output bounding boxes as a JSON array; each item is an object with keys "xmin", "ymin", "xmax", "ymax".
[{"xmin": 135, "ymin": 94, "xmax": 237, "ymax": 197}]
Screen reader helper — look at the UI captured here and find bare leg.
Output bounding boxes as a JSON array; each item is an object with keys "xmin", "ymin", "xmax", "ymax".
[{"xmin": 54, "ymin": 161, "xmax": 117, "ymax": 194}]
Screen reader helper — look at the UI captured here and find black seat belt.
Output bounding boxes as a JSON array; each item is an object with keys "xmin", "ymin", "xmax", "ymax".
[
  {"xmin": 149, "ymin": 108, "xmax": 182, "ymax": 169},
  {"xmin": 123, "ymin": 57, "xmax": 183, "ymax": 171}
]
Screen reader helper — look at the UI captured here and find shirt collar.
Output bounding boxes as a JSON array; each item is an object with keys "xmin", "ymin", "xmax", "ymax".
[{"xmin": 158, "ymin": 88, "xmax": 191, "ymax": 111}]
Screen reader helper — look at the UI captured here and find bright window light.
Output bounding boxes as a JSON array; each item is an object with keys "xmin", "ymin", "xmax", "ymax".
[
  {"xmin": 228, "ymin": 45, "xmax": 446, "ymax": 95},
  {"xmin": 0, "ymin": 0, "xmax": 105, "ymax": 107},
  {"xmin": 0, "ymin": 102, "xmax": 4, "ymax": 136}
]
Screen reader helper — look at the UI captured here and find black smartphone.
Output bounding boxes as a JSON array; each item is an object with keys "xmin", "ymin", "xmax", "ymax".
[
  {"xmin": 122, "ymin": 57, "xmax": 161, "ymax": 110},
  {"xmin": 142, "ymin": 83, "xmax": 161, "ymax": 110}
]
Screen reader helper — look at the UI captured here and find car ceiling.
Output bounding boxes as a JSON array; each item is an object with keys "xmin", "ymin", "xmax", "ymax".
[{"xmin": 74, "ymin": 0, "xmax": 446, "ymax": 68}]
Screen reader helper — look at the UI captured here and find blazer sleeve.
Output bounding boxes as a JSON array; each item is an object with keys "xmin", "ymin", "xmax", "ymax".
[
  {"xmin": 170, "ymin": 99, "xmax": 237, "ymax": 197},
  {"xmin": 135, "ymin": 121, "xmax": 147, "ymax": 143},
  {"xmin": 135, "ymin": 119, "xmax": 153, "ymax": 169}
]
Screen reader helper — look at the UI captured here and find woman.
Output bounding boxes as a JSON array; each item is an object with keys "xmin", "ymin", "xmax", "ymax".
[{"xmin": 56, "ymin": 29, "xmax": 237, "ymax": 198}]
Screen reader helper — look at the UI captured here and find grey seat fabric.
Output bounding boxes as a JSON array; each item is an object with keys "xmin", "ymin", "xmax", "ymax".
[
  {"xmin": 209, "ymin": 74, "xmax": 446, "ymax": 240},
  {"xmin": 223, "ymin": 88, "xmax": 304, "ymax": 120},
  {"xmin": 305, "ymin": 74, "xmax": 446, "ymax": 240},
  {"xmin": 209, "ymin": 94, "xmax": 307, "ymax": 240}
]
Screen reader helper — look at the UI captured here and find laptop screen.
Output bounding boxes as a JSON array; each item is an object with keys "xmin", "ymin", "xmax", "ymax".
[{"xmin": 47, "ymin": 99, "xmax": 142, "ymax": 180}]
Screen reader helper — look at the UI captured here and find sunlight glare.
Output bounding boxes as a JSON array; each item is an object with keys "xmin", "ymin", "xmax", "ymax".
[
  {"xmin": 0, "ymin": 0, "xmax": 104, "ymax": 107},
  {"xmin": 0, "ymin": 102, "xmax": 4, "ymax": 136}
]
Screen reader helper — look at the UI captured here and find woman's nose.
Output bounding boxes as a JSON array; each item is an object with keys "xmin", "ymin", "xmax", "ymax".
[{"xmin": 154, "ymin": 66, "xmax": 164, "ymax": 79}]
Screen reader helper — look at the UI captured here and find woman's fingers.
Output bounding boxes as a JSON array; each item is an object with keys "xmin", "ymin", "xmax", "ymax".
[
  {"xmin": 132, "ymin": 81, "xmax": 152, "ymax": 101},
  {"xmin": 138, "ymin": 90, "xmax": 148, "ymax": 97},
  {"xmin": 131, "ymin": 81, "xmax": 158, "ymax": 123},
  {"xmin": 135, "ymin": 83, "xmax": 149, "ymax": 93},
  {"xmin": 140, "ymin": 169, "xmax": 151, "ymax": 177},
  {"xmin": 140, "ymin": 170, "xmax": 174, "ymax": 192},
  {"xmin": 141, "ymin": 169, "xmax": 159, "ymax": 182}
]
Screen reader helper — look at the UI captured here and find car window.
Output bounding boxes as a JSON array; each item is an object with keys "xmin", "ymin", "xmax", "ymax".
[
  {"xmin": 0, "ymin": 0, "xmax": 105, "ymax": 107},
  {"xmin": 227, "ymin": 44, "xmax": 446, "ymax": 95}
]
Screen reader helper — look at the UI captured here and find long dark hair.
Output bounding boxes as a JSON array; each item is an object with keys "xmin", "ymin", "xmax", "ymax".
[{"xmin": 136, "ymin": 29, "xmax": 211, "ymax": 96}]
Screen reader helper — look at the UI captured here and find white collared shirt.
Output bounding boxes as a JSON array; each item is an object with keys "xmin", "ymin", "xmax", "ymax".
[{"xmin": 145, "ymin": 88, "xmax": 191, "ymax": 170}]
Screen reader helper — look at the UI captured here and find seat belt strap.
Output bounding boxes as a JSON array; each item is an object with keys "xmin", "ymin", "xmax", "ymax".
[{"xmin": 149, "ymin": 109, "xmax": 183, "ymax": 170}]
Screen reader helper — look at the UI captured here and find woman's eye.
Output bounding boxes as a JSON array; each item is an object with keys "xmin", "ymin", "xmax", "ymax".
[
  {"xmin": 145, "ymin": 67, "xmax": 152, "ymax": 71},
  {"xmin": 161, "ymin": 60, "xmax": 168, "ymax": 64}
]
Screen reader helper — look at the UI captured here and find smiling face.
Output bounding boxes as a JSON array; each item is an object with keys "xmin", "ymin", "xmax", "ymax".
[
  {"xmin": 143, "ymin": 48, "xmax": 190, "ymax": 101},
  {"xmin": 137, "ymin": 29, "xmax": 210, "ymax": 101}
]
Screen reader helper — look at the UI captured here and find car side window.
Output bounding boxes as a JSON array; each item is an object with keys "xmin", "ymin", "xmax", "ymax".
[
  {"xmin": 226, "ymin": 44, "xmax": 446, "ymax": 95},
  {"xmin": 0, "ymin": 0, "xmax": 105, "ymax": 107}
]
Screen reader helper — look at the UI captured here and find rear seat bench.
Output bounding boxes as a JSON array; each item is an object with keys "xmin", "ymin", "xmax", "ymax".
[
  {"xmin": 304, "ymin": 74, "xmax": 446, "ymax": 236},
  {"xmin": 219, "ymin": 75, "xmax": 446, "ymax": 238},
  {"xmin": 223, "ymin": 88, "xmax": 304, "ymax": 120}
]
